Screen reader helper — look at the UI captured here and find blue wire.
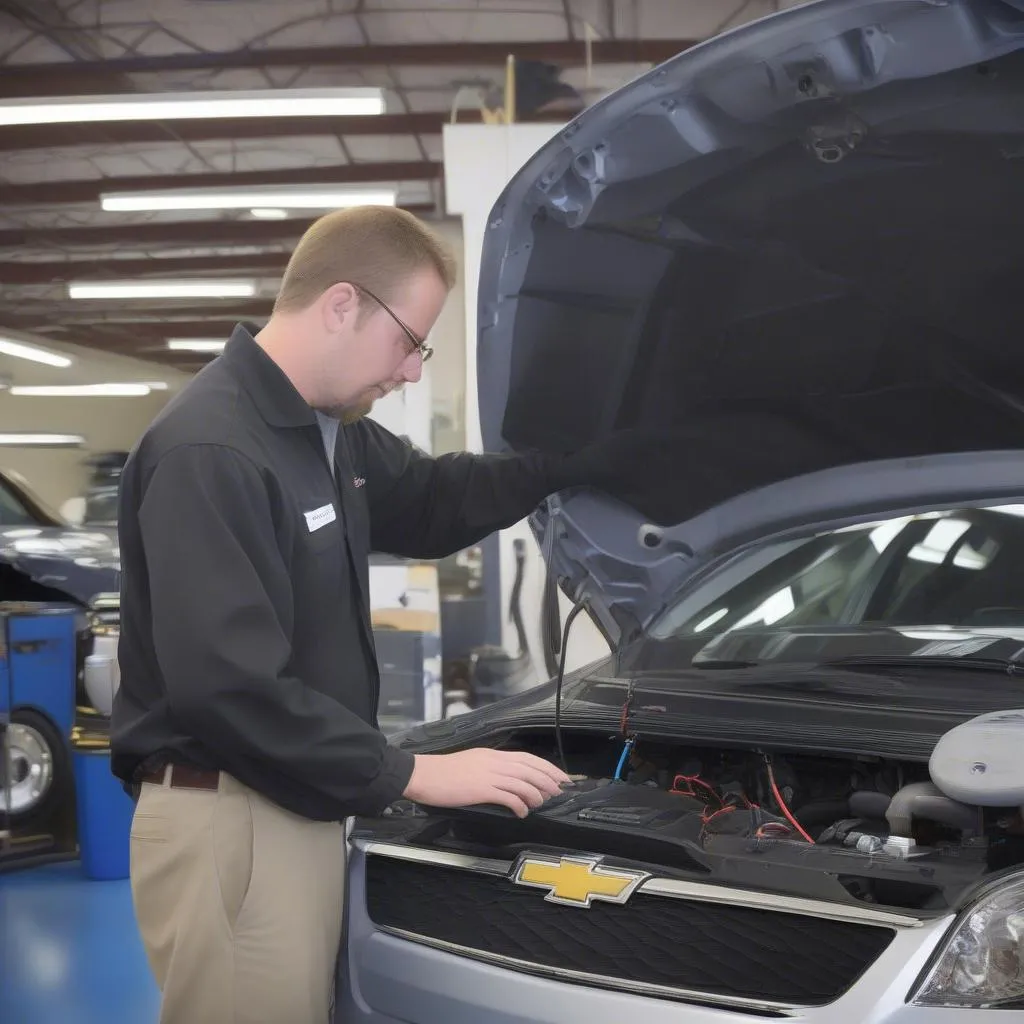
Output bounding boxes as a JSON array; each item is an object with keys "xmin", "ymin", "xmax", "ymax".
[{"xmin": 614, "ymin": 738, "xmax": 633, "ymax": 781}]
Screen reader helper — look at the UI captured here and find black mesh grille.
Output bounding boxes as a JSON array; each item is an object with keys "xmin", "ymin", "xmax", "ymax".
[{"xmin": 364, "ymin": 855, "xmax": 895, "ymax": 1006}]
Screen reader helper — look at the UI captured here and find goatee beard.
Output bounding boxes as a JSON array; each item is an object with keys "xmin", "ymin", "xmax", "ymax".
[{"xmin": 340, "ymin": 399, "xmax": 374, "ymax": 425}]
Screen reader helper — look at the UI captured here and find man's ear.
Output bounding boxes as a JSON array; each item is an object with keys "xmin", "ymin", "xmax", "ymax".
[{"xmin": 321, "ymin": 282, "xmax": 359, "ymax": 334}]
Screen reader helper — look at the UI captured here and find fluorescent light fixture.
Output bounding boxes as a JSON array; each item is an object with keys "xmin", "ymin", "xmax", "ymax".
[
  {"xmin": 0, "ymin": 335, "xmax": 72, "ymax": 368},
  {"xmin": 101, "ymin": 187, "xmax": 397, "ymax": 212},
  {"xmin": 166, "ymin": 339, "xmax": 226, "ymax": 353},
  {"xmin": 0, "ymin": 433, "xmax": 85, "ymax": 447},
  {"xmin": 68, "ymin": 280, "xmax": 256, "ymax": 299},
  {"xmin": 9, "ymin": 383, "xmax": 151, "ymax": 397},
  {"xmin": 250, "ymin": 208, "xmax": 289, "ymax": 219},
  {"xmin": 0, "ymin": 88, "xmax": 384, "ymax": 127}
]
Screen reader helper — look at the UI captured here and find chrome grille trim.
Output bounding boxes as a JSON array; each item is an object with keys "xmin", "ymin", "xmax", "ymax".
[
  {"xmin": 370, "ymin": 924, "xmax": 802, "ymax": 1016},
  {"xmin": 640, "ymin": 877, "xmax": 922, "ymax": 929},
  {"xmin": 355, "ymin": 839, "xmax": 923, "ymax": 929},
  {"xmin": 357, "ymin": 839, "xmax": 509, "ymax": 876}
]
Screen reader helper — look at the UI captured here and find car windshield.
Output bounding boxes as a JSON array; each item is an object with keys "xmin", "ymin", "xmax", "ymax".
[
  {"xmin": 0, "ymin": 470, "xmax": 65, "ymax": 527},
  {"xmin": 646, "ymin": 504, "xmax": 1024, "ymax": 665}
]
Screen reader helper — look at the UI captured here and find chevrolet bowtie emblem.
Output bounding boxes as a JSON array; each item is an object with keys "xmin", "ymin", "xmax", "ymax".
[{"xmin": 510, "ymin": 853, "xmax": 650, "ymax": 908}]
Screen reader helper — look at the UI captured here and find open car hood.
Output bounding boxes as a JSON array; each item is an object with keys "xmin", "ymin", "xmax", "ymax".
[{"xmin": 477, "ymin": 0, "xmax": 1024, "ymax": 646}]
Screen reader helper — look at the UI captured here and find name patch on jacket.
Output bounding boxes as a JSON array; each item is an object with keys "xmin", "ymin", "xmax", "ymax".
[{"xmin": 303, "ymin": 503, "xmax": 337, "ymax": 532}]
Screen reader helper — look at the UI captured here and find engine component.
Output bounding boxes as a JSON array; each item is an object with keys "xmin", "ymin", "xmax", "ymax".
[
  {"xmin": 816, "ymin": 818, "xmax": 883, "ymax": 853},
  {"xmin": 882, "ymin": 836, "xmax": 932, "ymax": 860},
  {"xmin": 848, "ymin": 790, "xmax": 892, "ymax": 820},
  {"xmin": 886, "ymin": 781, "xmax": 980, "ymax": 838},
  {"xmin": 930, "ymin": 709, "xmax": 1024, "ymax": 808}
]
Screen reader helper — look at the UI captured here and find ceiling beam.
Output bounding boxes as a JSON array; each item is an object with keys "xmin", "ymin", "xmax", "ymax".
[
  {"xmin": 0, "ymin": 111, "xmax": 469, "ymax": 151},
  {"xmin": 0, "ymin": 204, "xmax": 434, "ymax": 250},
  {"xmin": 0, "ymin": 305, "xmax": 274, "ymax": 329},
  {"xmin": 1, "ymin": 317, "xmax": 266, "ymax": 366},
  {"xmin": 76, "ymin": 320, "xmax": 257, "ymax": 340},
  {"xmin": 71, "ymin": 334, "xmax": 231, "ymax": 357},
  {"xmin": 0, "ymin": 251, "xmax": 291, "ymax": 284},
  {"xmin": 0, "ymin": 161, "xmax": 441, "ymax": 206},
  {"xmin": 0, "ymin": 39, "xmax": 697, "ymax": 96}
]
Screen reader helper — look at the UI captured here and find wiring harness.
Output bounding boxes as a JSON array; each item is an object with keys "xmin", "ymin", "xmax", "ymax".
[{"xmin": 609, "ymin": 729, "xmax": 816, "ymax": 845}]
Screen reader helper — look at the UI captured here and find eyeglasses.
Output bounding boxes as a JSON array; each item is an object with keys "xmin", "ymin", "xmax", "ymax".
[{"xmin": 353, "ymin": 282, "xmax": 433, "ymax": 363}]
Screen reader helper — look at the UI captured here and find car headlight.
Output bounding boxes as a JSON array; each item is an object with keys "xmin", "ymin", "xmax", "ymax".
[{"xmin": 911, "ymin": 873, "xmax": 1024, "ymax": 1008}]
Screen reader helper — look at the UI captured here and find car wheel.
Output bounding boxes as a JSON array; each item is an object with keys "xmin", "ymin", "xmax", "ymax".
[{"xmin": 1, "ymin": 709, "xmax": 69, "ymax": 829}]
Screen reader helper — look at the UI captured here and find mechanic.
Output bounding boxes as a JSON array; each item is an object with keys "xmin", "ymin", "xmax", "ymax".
[{"xmin": 109, "ymin": 205, "xmax": 657, "ymax": 1024}]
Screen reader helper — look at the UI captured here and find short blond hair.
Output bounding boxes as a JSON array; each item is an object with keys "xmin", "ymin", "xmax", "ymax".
[{"xmin": 273, "ymin": 206, "xmax": 457, "ymax": 314}]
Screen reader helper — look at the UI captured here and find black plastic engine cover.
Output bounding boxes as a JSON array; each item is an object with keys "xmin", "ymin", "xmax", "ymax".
[
  {"xmin": 413, "ymin": 776, "xmax": 989, "ymax": 910},
  {"xmin": 423, "ymin": 777, "xmax": 713, "ymax": 872}
]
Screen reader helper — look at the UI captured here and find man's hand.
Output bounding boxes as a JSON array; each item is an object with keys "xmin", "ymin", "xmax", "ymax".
[{"xmin": 402, "ymin": 748, "xmax": 572, "ymax": 818}]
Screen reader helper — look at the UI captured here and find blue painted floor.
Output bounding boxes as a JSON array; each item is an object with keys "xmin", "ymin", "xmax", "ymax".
[{"xmin": 0, "ymin": 860, "xmax": 160, "ymax": 1024}]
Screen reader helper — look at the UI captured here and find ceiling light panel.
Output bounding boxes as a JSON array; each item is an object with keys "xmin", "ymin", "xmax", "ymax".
[
  {"xmin": 0, "ymin": 88, "xmax": 384, "ymax": 126},
  {"xmin": 166, "ymin": 339, "xmax": 226, "ymax": 353},
  {"xmin": 0, "ymin": 335, "xmax": 72, "ymax": 368},
  {"xmin": 0, "ymin": 433, "xmax": 85, "ymax": 446},
  {"xmin": 10, "ymin": 383, "xmax": 152, "ymax": 397},
  {"xmin": 68, "ymin": 280, "xmax": 256, "ymax": 299},
  {"xmin": 101, "ymin": 187, "xmax": 398, "ymax": 212}
]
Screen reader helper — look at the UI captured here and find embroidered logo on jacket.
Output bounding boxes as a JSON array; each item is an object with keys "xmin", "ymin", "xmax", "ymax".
[{"xmin": 353, "ymin": 477, "xmax": 366, "ymax": 489}]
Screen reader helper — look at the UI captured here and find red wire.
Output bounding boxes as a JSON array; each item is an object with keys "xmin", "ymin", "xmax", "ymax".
[
  {"xmin": 766, "ymin": 763, "xmax": 815, "ymax": 844},
  {"xmin": 701, "ymin": 805, "xmax": 735, "ymax": 825},
  {"xmin": 672, "ymin": 774, "xmax": 725, "ymax": 807}
]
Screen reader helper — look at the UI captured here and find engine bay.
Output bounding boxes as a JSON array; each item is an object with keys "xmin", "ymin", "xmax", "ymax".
[{"xmin": 373, "ymin": 727, "xmax": 1024, "ymax": 913}]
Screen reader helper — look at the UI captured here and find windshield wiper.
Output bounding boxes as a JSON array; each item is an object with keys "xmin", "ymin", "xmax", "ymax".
[
  {"xmin": 822, "ymin": 654, "xmax": 1024, "ymax": 676},
  {"xmin": 691, "ymin": 658, "xmax": 761, "ymax": 670}
]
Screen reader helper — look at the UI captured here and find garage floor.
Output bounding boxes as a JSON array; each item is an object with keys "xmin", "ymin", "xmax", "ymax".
[{"xmin": 0, "ymin": 861, "xmax": 159, "ymax": 1024}]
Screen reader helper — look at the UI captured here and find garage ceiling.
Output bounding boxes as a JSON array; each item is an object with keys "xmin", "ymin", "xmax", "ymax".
[{"xmin": 0, "ymin": 0, "xmax": 777, "ymax": 370}]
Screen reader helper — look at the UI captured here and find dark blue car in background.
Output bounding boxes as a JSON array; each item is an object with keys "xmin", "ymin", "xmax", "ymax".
[{"xmin": 0, "ymin": 466, "xmax": 119, "ymax": 830}]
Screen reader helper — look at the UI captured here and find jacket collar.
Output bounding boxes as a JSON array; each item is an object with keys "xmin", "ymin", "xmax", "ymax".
[{"xmin": 221, "ymin": 322, "xmax": 317, "ymax": 429}]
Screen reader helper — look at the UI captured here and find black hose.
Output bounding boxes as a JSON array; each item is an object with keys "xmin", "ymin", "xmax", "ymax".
[
  {"xmin": 509, "ymin": 540, "xmax": 528, "ymax": 660},
  {"xmin": 848, "ymin": 790, "xmax": 893, "ymax": 821},
  {"xmin": 540, "ymin": 567, "xmax": 562, "ymax": 679},
  {"xmin": 790, "ymin": 799, "xmax": 851, "ymax": 825},
  {"xmin": 554, "ymin": 598, "xmax": 587, "ymax": 774}
]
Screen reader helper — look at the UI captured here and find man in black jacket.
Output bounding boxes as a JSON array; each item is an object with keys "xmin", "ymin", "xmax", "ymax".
[{"xmin": 112, "ymin": 206, "xmax": 646, "ymax": 1024}]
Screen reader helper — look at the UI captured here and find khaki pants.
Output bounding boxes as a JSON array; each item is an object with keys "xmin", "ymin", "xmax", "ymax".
[{"xmin": 129, "ymin": 767, "xmax": 346, "ymax": 1024}]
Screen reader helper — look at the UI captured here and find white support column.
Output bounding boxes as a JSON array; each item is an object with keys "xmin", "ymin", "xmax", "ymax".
[
  {"xmin": 443, "ymin": 123, "xmax": 611, "ymax": 677},
  {"xmin": 443, "ymin": 122, "xmax": 565, "ymax": 454}
]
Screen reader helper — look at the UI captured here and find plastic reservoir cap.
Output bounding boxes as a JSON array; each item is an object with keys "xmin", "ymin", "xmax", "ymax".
[{"xmin": 930, "ymin": 710, "xmax": 1024, "ymax": 806}]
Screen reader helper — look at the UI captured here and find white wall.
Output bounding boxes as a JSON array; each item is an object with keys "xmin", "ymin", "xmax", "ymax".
[
  {"xmin": 0, "ymin": 338, "xmax": 188, "ymax": 508},
  {"xmin": 443, "ymin": 124, "xmax": 612, "ymax": 679},
  {"xmin": 0, "ymin": 392, "xmax": 173, "ymax": 509},
  {"xmin": 426, "ymin": 218, "xmax": 467, "ymax": 455},
  {"xmin": 366, "ymin": 217, "xmax": 466, "ymax": 456}
]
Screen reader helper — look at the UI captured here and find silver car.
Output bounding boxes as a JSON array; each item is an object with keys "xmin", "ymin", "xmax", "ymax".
[{"xmin": 339, "ymin": 0, "xmax": 1024, "ymax": 1019}]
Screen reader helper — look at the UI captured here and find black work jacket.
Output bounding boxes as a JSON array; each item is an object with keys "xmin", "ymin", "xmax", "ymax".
[{"xmin": 110, "ymin": 325, "xmax": 567, "ymax": 821}]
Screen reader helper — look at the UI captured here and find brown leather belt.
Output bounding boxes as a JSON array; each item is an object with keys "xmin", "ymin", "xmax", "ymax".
[{"xmin": 141, "ymin": 762, "xmax": 221, "ymax": 791}]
